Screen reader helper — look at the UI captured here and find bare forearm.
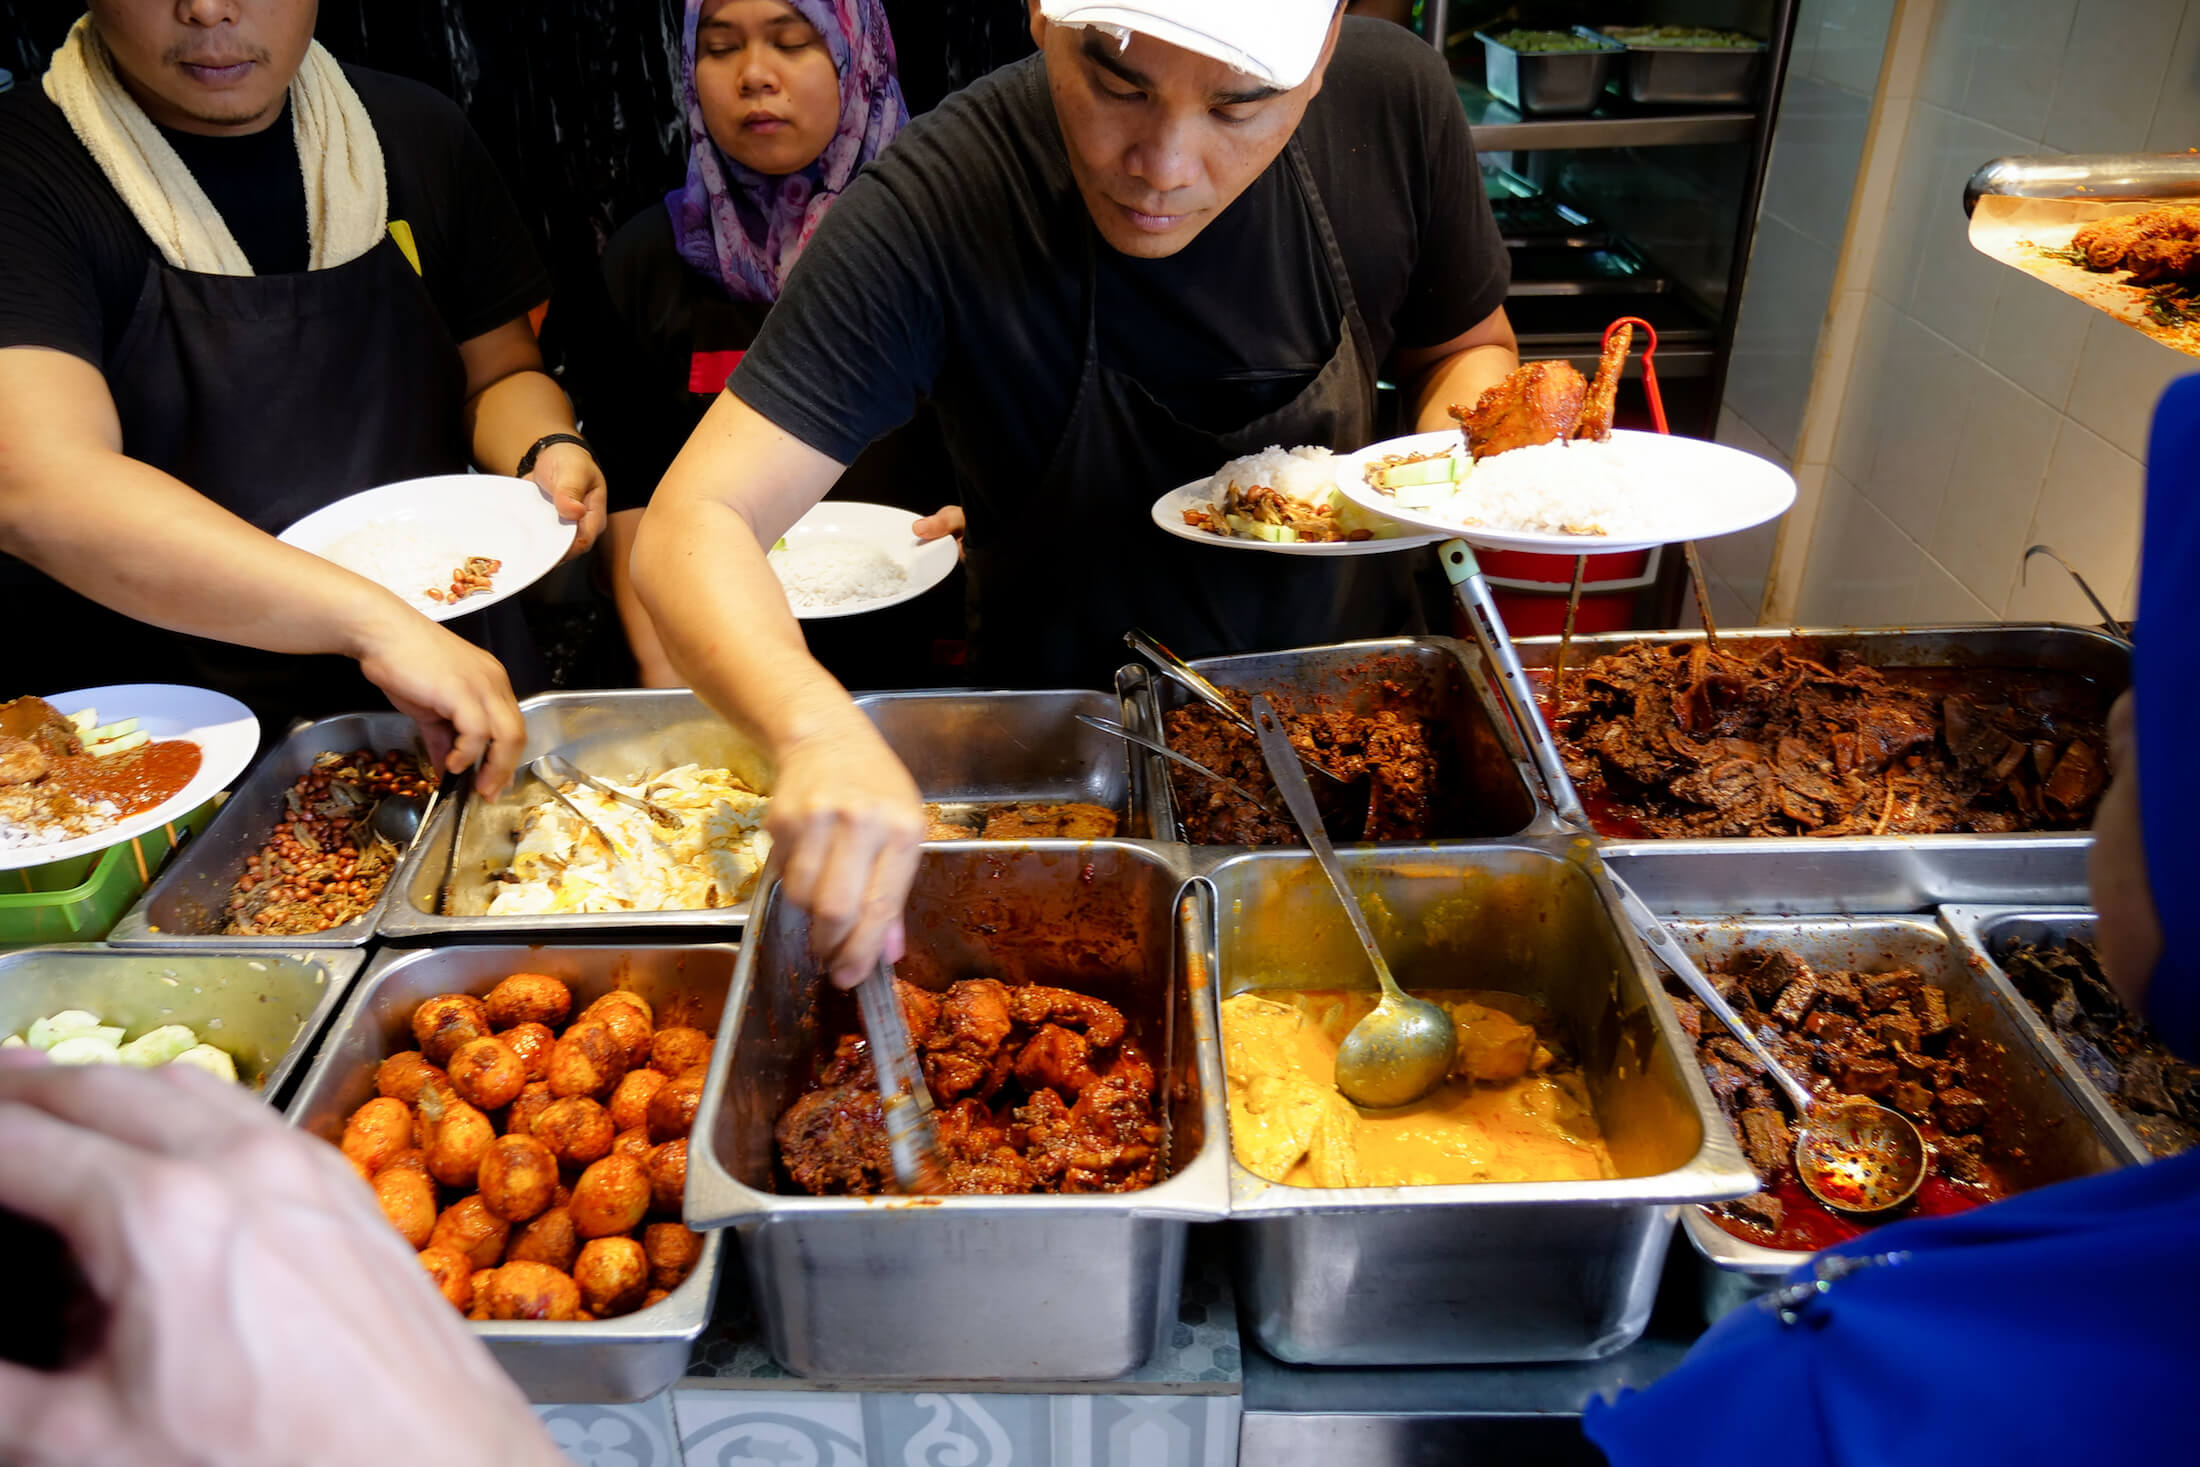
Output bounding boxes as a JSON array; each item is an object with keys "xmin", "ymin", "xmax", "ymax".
[
  {"xmin": 1413, "ymin": 342, "xmax": 1520, "ymax": 431},
  {"xmin": 466, "ymin": 367, "xmax": 578, "ymax": 476},
  {"xmin": 604, "ymin": 509, "xmax": 680, "ymax": 687}
]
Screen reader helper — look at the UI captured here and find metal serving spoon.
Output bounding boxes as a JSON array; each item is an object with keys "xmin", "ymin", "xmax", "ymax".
[
  {"xmin": 857, "ymin": 960, "xmax": 947, "ymax": 1195},
  {"xmin": 1250, "ymin": 695, "xmax": 1456, "ymax": 1110},
  {"xmin": 1606, "ymin": 872, "xmax": 1927, "ymax": 1214},
  {"xmin": 536, "ymin": 752, "xmax": 683, "ymax": 829}
]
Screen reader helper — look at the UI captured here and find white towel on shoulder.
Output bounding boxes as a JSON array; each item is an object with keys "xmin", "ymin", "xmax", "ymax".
[{"xmin": 43, "ymin": 14, "xmax": 388, "ymax": 276}]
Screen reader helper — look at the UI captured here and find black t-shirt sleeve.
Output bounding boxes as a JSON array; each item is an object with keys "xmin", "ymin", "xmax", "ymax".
[
  {"xmin": 725, "ymin": 169, "xmax": 947, "ymax": 467},
  {"xmin": 0, "ymin": 94, "xmax": 142, "ymax": 365},
  {"xmin": 1393, "ymin": 36, "xmax": 1509, "ymax": 350}
]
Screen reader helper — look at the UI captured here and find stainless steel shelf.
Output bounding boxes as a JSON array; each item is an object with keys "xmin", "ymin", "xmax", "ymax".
[{"xmin": 1457, "ymin": 81, "xmax": 1756, "ymax": 150}]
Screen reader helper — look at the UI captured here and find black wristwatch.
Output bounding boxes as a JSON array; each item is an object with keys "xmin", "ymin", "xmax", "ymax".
[{"xmin": 515, "ymin": 432, "xmax": 592, "ymax": 477}]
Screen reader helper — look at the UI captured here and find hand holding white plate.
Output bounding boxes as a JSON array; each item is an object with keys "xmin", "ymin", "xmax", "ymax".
[
  {"xmin": 770, "ymin": 502, "xmax": 959, "ymax": 619},
  {"xmin": 278, "ymin": 474, "xmax": 577, "ymax": 623}
]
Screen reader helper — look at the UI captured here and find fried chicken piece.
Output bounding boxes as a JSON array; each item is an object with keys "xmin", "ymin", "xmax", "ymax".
[
  {"xmin": 0, "ymin": 736, "xmax": 50, "ymax": 787},
  {"xmin": 1015, "ymin": 1024, "xmax": 1099, "ymax": 1095},
  {"xmin": 1006, "ymin": 985, "xmax": 1127, "ymax": 1048},
  {"xmin": 895, "ymin": 980, "xmax": 940, "ymax": 1046},
  {"xmin": 817, "ymin": 1032, "xmax": 872, "ymax": 1087},
  {"xmin": 775, "ymin": 1083, "xmax": 889, "ymax": 1195},
  {"xmin": 2123, "ymin": 236, "xmax": 2200, "ymax": 286},
  {"xmin": 1451, "ymin": 360, "xmax": 1589, "ymax": 460},
  {"xmin": 933, "ymin": 1098, "xmax": 1036, "ymax": 1194},
  {"xmin": 1015, "ymin": 1077, "xmax": 1164, "ymax": 1194},
  {"xmin": 1574, "ymin": 323, "xmax": 1632, "ymax": 442},
  {"xmin": 977, "ymin": 802, "xmax": 1121, "ymax": 840},
  {"xmin": 921, "ymin": 979, "xmax": 1016, "ymax": 1101},
  {"xmin": 2072, "ymin": 207, "xmax": 2200, "ymax": 270}
]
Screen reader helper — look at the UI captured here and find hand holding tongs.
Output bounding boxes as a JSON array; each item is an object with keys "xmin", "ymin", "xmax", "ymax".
[{"xmin": 535, "ymin": 752, "xmax": 683, "ymax": 829}]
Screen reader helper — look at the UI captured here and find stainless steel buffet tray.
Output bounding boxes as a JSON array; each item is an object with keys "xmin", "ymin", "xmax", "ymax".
[
  {"xmin": 1138, "ymin": 637, "xmax": 1548, "ymax": 853},
  {"xmin": 286, "ymin": 943, "xmax": 734, "ymax": 1403},
  {"xmin": 1660, "ymin": 916, "xmax": 2131, "ymax": 1314},
  {"xmin": 0, "ymin": 944, "xmax": 363, "ymax": 1105},
  {"xmin": 686, "ymin": 842, "xmax": 1229, "ymax": 1382},
  {"xmin": 1207, "ymin": 843, "xmax": 1756, "ymax": 1366},
  {"xmin": 1943, "ymin": 906, "xmax": 2158, "ymax": 1166},
  {"xmin": 382, "ymin": 690, "xmax": 768, "ymax": 941},
  {"xmin": 1515, "ymin": 625, "xmax": 2129, "ymax": 911},
  {"xmin": 855, "ymin": 687, "xmax": 1147, "ymax": 837},
  {"xmin": 111, "ymin": 713, "xmax": 428, "ymax": 948}
]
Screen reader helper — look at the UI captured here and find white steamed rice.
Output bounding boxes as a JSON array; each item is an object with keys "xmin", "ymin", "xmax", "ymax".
[
  {"xmin": 1437, "ymin": 438, "xmax": 1736, "ymax": 539},
  {"xmin": 770, "ymin": 540, "xmax": 909, "ymax": 610},
  {"xmin": 1209, "ymin": 445, "xmax": 1342, "ymax": 507}
]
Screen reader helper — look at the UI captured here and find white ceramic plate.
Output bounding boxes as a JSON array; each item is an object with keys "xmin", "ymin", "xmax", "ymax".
[
  {"xmin": 278, "ymin": 474, "xmax": 577, "ymax": 622},
  {"xmin": 1336, "ymin": 429, "xmax": 1798, "ymax": 555},
  {"xmin": 1150, "ymin": 477, "xmax": 1448, "ymax": 556},
  {"xmin": 2, "ymin": 684, "xmax": 258, "ymax": 872},
  {"xmin": 772, "ymin": 502, "xmax": 959, "ymax": 620}
]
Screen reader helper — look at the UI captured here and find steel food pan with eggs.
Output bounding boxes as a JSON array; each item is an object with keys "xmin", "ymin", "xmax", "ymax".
[
  {"xmin": 1514, "ymin": 625, "xmax": 2128, "ymax": 911},
  {"xmin": 1139, "ymin": 637, "xmax": 1546, "ymax": 853},
  {"xmin": 0, "ymin": 944, "xmax": 364, "ymax": 1105},
  {"xmin": 285, "ymin": 943, "xmax": 733, "ymax": 1403},
  {"xmin": 1206, "ymin": 843, "xmax": 1755, "ymax": 1366},
  {"xmin": 1659, "ymin": 916, "xmax": 2129, "ymax": 1318},
  {"xmin": 685, "ymin": 842, "xmax": 1229, "ymax": 1382},
  {"xmin": 855, "ymin": 688, "xmax": 1150, "ymax": 838},
  {"xmin": 112, "ymin": 713, "xmax": 429, "ymax": 949},
  {"xmin": 1943, "ymin": 906, "xmax": 2158, "ymax": 1167},
  {"xmin": 383, "ymin": 690, "xmax": 769, "ymax": 941}
]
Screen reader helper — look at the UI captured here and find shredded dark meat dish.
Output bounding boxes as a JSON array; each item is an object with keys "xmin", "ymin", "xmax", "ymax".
[
  {"xmin": 1549, "ymin": 641, "xmax": 2110, "ymax": 837},
  {"xmin": 775, "ymin": 979, "xmax": 1162, "ymax": 1196},
  {"xmin": 1163, "ymin": 685, "xmax": 1445, "ymax": 846},
  {"xmin": 1674, "ymin": 949, "xmax": 2013, "ymax": 1251},
  {"xmin": 2001, "ymin": 939, "xmax": 2199, "ymax": 1158}
]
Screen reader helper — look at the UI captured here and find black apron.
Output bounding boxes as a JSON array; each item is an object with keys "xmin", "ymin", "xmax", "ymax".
[
  {"xmin": 961, "ymin": 138, "xmax": 1417, "ymax": 689},
  {"xmin": 7, "ymin": 234, "xmax": 538, "ymax": 727}
]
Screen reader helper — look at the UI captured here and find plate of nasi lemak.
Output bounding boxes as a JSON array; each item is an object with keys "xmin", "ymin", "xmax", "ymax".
[{"xmin": 1151, "ymin": 444, "xmax": 1452, "ymax": 555}]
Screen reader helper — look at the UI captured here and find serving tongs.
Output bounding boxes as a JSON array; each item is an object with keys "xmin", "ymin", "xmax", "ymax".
[
  {"xmin": 536, "ymin": 752, "xmax": 683, "ymax": 829},
  {"xmin": 857, "ymin": 960, "xmax": 947, "ymax": 1195},
  {"xmin": 1071, "ymin": 713, "xmax": 1298, "ymax": 825},
  {"xmin": 525, "ymin": 755, "xmax": 628, "ymax": 863},
  {"xmin": 2023, "ymin": 544, "xmax": 2132, "ymax": 642}
]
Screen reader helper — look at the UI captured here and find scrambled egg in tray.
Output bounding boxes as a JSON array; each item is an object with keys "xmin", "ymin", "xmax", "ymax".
[
  {"xmin": 1221, "ymin": 988, "xmax": 1615, "ymax": 1188},
  {"xmin": 485, "ymin": 764, "xmax": 769, "ymax": 915}
]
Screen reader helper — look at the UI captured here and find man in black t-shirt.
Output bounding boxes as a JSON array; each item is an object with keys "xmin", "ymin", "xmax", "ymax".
[
  {"xmin": 0, "ymin": 1, "xmax": 609, "ymax": 792},
  {"xmin": 634, "ymin": 0, "xmax": 1518, "ymax": 983}
]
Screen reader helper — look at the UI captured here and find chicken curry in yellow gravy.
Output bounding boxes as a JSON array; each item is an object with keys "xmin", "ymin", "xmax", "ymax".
[{"xmin": 1220, "ymin": 989, "xmax": 1616, "ymax": 1188}]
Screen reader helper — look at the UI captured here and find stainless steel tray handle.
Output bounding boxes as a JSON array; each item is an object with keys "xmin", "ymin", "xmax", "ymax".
[{"xmin": 1440, "ymin": 540, "xmax": 1590, "ymax": 830}]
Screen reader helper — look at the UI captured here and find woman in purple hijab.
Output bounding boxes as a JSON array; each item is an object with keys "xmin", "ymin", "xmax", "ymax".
[{"xmin": 589, "ymin": 0, "xmax": 955, "ymax": 689}]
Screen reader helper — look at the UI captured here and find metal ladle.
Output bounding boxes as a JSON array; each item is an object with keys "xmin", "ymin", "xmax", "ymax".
[
  {"xmin": 1249, "ymin": 695, "xmax": 1456, "ymax": 1109},
  {"xmin": 1606, "ymin": 872, "xmax": 1927, "ymax": 1214}
]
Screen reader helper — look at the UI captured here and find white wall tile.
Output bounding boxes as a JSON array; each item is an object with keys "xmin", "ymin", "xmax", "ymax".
[
  {"xmin": 1812, "ymin": 0, "xmax": 1899, "ymax": 95},
  {"xmin": 1917, "ymin": 0, "xmax": 1986, "ymax": 111},
  {"xmin": 2145, "ymin": 3, "xmax": 2200, "ymax": 151},
  {"xmin": 1978, "ymin": 267, "xmax": 2096, "ymax": 411},
  {"xmin": 1959, "ymin": 0, "xmax": 2081, "ymax": 141},
  {"xmin": 1727, "ymin": 216, "xmax": 1842, "ymax": 458},
  {"xmin": 1700, "ymin": 516, "xmax": 1782, "ymax": 613},
  {"xmin": 2065, "ymin": 315, "xmax": 2194, "ymax": 459},
  {"xmin": 1899, "ymin": 111, "xmax": 2039, "ymax": 355},
  {"xmin": 1870, "ymin": 101, "xmax": 1954, "ymax": 313},
  {"xmin": 1909, "ymin": 553, "xmax": 2001, "ymax": 623},
  {"xmin": 1763, "ymin": 77, "xmax": 1877, "ymax": 251},
  {"xmin": 1716, "ymin": 405, "xmax": 1789, "ymax": 468},
  {"xmin": 1798, "ymin": 473, "xmax": 1931, "ymax": 624},
  {"xmin": 1832, "ymin": 293, "xmax": 1897, "ymax": 484},
  {"xmin": 1797, "ymin": 287, "xmax": 1870, "ymax": 466},
  {"xmin": 1859, "ymin": 314, "xmax": 1973, "ymax": 544},
  {"xmin": 2043, "ymin": 0, "xmax": 2185, "ymax": 153},
  {"xmin": 2017, "ymin": 420, "xmax": 2146, "ymax": 620},
  {"xmin": 1929, "ymin": 365, "xmax": 2058, "ymax": 609}
]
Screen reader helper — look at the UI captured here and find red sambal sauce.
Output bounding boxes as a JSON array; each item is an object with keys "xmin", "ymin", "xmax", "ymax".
[
  {"xmin": 1706, "ymin": 1138, "xmax": 2005, "ymax": 1253},
  {"xmin": 51, "ymin": 739, "xmax": 201, "ymax": 817}
]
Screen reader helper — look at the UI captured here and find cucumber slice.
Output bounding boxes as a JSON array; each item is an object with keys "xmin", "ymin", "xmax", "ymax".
[
  {"xmin": 1388, "ymin": 482, "xmax": 1458, "ymax": 510},
  {"xmin": 88, "ymin": 717, "xmax": 139, "ymax": 741},
  {"xmin": 1367, "ymin": 456, "xmax": 1462, "ymax": 490},
  {"xmin": 1248, "ymin": 522, "xmax": 1299, "ymax": 543},
  {"xmin": 89, "ymin": 730, "xmax": 152, "ymax": 757},
  {"xmin": 67, "ymin": 708, "xmax": 97, "ymax": 732},
  {"xmin": 27, "ymin": 1010, "xmax": 104, "ymax": 1050},
  {"xmin": 48, "ymin": 1034, "xmax": 125, "ymax": 1065},
  {"xmin": 119, "ymin": 1024, "xmax": 200, "ymax": 1068},
  {"xmin": 172, "ymin": 1044, "xmax": 239, "ymax": 1083}
]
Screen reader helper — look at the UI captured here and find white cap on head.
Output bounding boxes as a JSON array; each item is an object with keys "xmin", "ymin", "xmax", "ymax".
[{"xmin": 1039, "ymin": 1, "xmax": 1341, "ymax": 90}]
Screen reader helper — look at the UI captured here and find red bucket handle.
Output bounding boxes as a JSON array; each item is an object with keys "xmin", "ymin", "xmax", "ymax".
[{"xmin": 1603, "ymin": 316, "xmax": 1666, "ymax": 436}]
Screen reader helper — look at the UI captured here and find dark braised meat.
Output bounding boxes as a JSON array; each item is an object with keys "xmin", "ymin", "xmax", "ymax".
[
  {"xmin": 776, "ymin": 980, "xmax": 1162, "ymax": 1197},
  {"xmin": 1451, "ymin": 360, "xmax": 1588, "ymax": 459},
  {"xmin": 0, "ymin": 697, "xmax": 84, "ymax": 759},
  {"xmin": 1551, "ymin": 640, "xmax": 2110, "ymax": 837},
  {"xmin": 1163, "ymin": 683, "xmax": 1446, "ymax": 846},
  {"xmin": 1674, "ymin": 947, "xmax": 2011, "ymax": 1251},
  {"xmin": 2002, "ymin": 939, "xmax": 2198, "ymax": 1157},
  {"xmin": 976, "ymin": 802, "xmax": 1120, "ymax": 840}
]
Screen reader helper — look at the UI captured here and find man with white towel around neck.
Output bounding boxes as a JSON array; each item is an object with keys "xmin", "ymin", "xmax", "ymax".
[
  {"xmin": 634, "ymin": 0, "xmax": 1520, "ymax": 984},
  {"xmin": 0, "ymin": 1, "xmax": 607, "ymax": 794}
]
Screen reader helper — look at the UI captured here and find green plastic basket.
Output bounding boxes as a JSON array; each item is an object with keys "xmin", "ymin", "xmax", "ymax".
[{"xmin": 0, "ymin": 800, "xmax": 216, "ymax": 946}]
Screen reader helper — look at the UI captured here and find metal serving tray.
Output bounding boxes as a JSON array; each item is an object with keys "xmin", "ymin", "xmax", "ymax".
[
  {"xmin": 0, "ymin": 944, "xmax": 363, "ymax": 1106},
  {"xmin": 1516, "ymin": 625, "xmax": 2129, "ymax": 911},
  {"xmin": 111, "ymin": 713, "xmax": 428, "ymax": 948},
  {"xmin": 1661, "ymin": 916, "xmax": 2130, "ymax": 1313},
  {"xmin": 382, "ymin": 690, "xmax": 769, "ymax": 941},
  {"xmin": 686, "ymin": 842, "xmax": 1229, "ymax": 1382},
  {"xmin": 855, "ymin": 688, "xmax": 1147, "ymax": 837},
  {"xmin": 1209, "ymin": 843, "xmax": 1755, "ymax": 1366},
  {"xmin": 1477, "ymin": 28, "xmax": 1626, "ymax": 115},
  {"xmin": 1600, "ymin": 31, "xmax": 1766, "ymax": 106},
  {"xmin": 1943, "ymin": 906, "xmax": 2157, "ymax": 1166},
  {"xmin": 1140, "ymin": 637, "xmax": 1546, "ymax": 854},
  {"xmin": 286, "ymin": 943, "xmax": 734, "ymax": 1403}
]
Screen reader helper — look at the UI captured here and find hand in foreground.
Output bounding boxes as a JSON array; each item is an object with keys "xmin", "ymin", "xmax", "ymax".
[
  {"xmin": 0, "ymin": 1055, "xmax": 563, "ymax": 1467},
  {"xmin": 912, "ymin": 505, "xmax": 966, "ymax": 544},
  {"xmin": 766, "ymin": 721, "xmax": 925, "ymax": 988},
  {"xmin": 354, "ymin": 612, "xmax": 526, "ymax": 797},
  {"xmin": 529, "ymin": 441, "xmax": 609, "ymax": 561}
]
